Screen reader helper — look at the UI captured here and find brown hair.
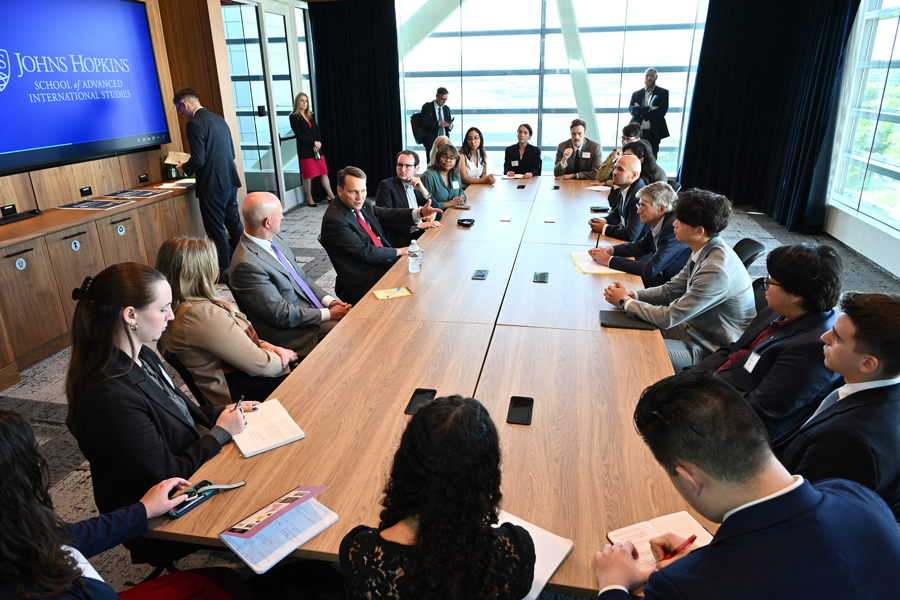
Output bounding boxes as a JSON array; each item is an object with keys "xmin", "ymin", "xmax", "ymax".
[{"xmin": 840, "ymin": 292, "xmax": 900, "ymax": 377}]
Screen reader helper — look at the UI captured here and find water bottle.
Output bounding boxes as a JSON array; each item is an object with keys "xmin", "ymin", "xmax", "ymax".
[
  {"xmin": 314, "ymin": 147, "xmax": 321, "ymax": 161},
  {"xmin": 408, "ymin": 239, "xmax": 421, "ymax": 273}
]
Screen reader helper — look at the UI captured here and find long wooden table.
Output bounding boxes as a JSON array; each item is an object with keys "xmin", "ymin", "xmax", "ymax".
[{"xmin": 152, "ymin": 176, "xmax": 710, "ymax": 597}]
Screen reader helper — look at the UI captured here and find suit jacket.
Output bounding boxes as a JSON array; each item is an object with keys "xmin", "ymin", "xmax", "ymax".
[
  {"xmin": 773, "ymin": 382, "xmax": 900, "ymax": 520},
  {"xmin": 603, "ymin": 179, "xmax": 648, "ymax": 242},
  {"xmin": 290, "ymin": 112, "xmax": 321, "ymax": 159},
  {"xmin": 609, "ymin": 211, "xmax": 690, "ymax": 285},
  {"xmin": 628, "ymin": 86, "xmax": 670, "ymax": 141},
  {"xmin": 320, "ymin": 198, "xmax": 415, "ymax": 305},
  {"xmin": 553, "ymin": 138, "xmax": 602, "ymax": 179},
  {"xmin": 181, "ymin": 107, "xmax": 242, "ymax": 197},
  {"xmin": 599, "ymin": 479, "xmax": 900, "ymax": 599},
  {"xmin": 420, "ymin": 101, "xmax": 452, "ymax": 152},
  {"xmin": 69, "ymin": 347, "xmax": 225, "ymax": 516},
  {"xmin": 230, "ymin": 234, "xmax": 331, "ymax": 357},
  {"xmin": 628, "ymin": 237, "xmax": 756, "ymax": 347},
  {"xmin": 698, "ymin": 307, "xmax": 840, "ymax": 439},
  {"xmin": 375, "ymin": 176, "xmax": 442, "ymax": 247},
  {"xmin": 503, "ymin": 143, "xmax": 542, "ymax": 176}
]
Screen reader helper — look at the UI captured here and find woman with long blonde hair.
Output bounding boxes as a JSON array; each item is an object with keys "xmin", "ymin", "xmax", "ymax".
[{"xmin": 290, "ymin": 92, "xmax": 335, "ymax": 206}]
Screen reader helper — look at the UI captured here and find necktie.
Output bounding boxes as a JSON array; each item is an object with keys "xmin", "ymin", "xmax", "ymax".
[
  {"xmin": 687, "ymin": 259, "xmax": 696, "ymax": 276},
  {"xmin": 570, "ymin": 149, "xmax": 580, "ymax": 175},
  {"xmin": 270, "ymin": 242, "xmax": 324, "ymax": 309},
  {"xmin": 355, "ymin": 210, "xmax": 384, "ymax": 247},
  {"xmin": 803, "ymin": 388, "xmax": 841, "ymax": 428}
]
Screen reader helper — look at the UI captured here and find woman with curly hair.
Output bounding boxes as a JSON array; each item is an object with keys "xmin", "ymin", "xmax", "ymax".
[{"xmin": 339, "ymin": 396, "xmax": 535, "ymax": 600}]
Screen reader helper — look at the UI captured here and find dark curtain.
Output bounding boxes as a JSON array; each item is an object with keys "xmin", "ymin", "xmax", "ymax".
[
  {"xmin": 680, "ymin": 0, "xmax": 860, "ymax": 233},
  {"xmin": 308, "ymin": 0, "xmax": 402, "ymax": 194}
]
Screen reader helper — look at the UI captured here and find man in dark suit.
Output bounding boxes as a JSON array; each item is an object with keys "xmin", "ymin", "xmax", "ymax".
[
  {"xmin": 593, "ymin": 370, "xmax": 900, "ymax": 599},
  {"xmin": 696, "ymin": 244, "xmax": 842, "ymax": 439},
  {"xmin": 375, "ymin": 149, "xmax": 443, "ymax": 247},
  {"xmin": 589, "ymin": 182, "xmax": 689, "ymax": 287},
  {"xmin": 230, "ymin": 192, "xmax": 350, "ymax": 358},
  {"xmin": 773, "ymin": 292, "xmax": 900, "ymax": 520},
  {"xmin": 320, "ymin": 166, "xmax": 442, "ymax": 305},
  {"xmin": 553, "ymin": 118, "xmax": 602, "ymax": 180},
  {"xmin": 420, "ymin": 87, "xmax": 453, "ymax": 158},
  {"xmin": 629, "ymin": 68, "xmax": 669, "ymax": 157},
  {"xmin": 588, "ymin": 155, "xmax": 647, "ymax": 242},
  {"xmin": 173, "ymin": 88, "xmax": 243, "ymax": 278}
]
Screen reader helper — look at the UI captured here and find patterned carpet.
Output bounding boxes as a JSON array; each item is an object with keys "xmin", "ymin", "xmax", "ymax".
[{"xmin": 1, "ymin": 200, "xmax": 898, "ymax": 597}]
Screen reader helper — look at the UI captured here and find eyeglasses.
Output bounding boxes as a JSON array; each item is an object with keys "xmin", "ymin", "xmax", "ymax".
[
  {"xmin": 637, "ymin": 202, "xmax": 652, "ymax": 210},
  {"xmin": 763, "ymin": 277, "xmax": 783, "ymax": 289},
  {"xmin": 396, "ymin": 163, "xmax": 416, "ymax": 169}
]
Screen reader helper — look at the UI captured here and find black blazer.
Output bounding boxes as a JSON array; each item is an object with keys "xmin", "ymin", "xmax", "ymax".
[
  {"xmin": 503, "ymin": 143, "xmax": 542, "ymax": 176},
  {"xmin": 374, "ymin": 176, "xmax": 442, "ymax": 247},
  {"xmin": 628, "ymin": 86, "xmax": 670, "ymax": 141},
  {"xmin": 608, "ymin": 211, "xmax": 690, "ymax": 286},
  {"xmin": 772, "ymin": 382, "xmax": 900, "ymax": 521},
  {"xmin": 698, "ymin": 308, "xmax": 840, "ymax": 439},
  {"xmin": 181, "ymin": 108, "xmax": 242, "ymax": 197},
  {"xmin": 69, "ymin": 347, "xmax": 225, "ymax": 516},
  {"xmin": 420, "ymin": 101, "xmax": 452, "ymax": 152},
  {"xmin": 604, "ymin": 179, "xmax": 648, "ymax": 242},
  {"xmin": 320, "ymin": 198, "xmax": 415, "ymax": 304},
  {"xmin": 290, "ymin": 112, "xmax": 321, "ymax": 160}
]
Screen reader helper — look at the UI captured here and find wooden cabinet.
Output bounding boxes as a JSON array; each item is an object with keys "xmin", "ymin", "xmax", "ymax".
[
  {"xmin": 0, "ymin": 239, "xmax": 68, "ymax": 357},
  {"xmin": 97, "ymin": 210, "xmax": 149, "ymax": 266},
  {"xmin": 44, "ymin": 223, "xmax": 107, "ymax": 323},
  {"xmin": 138, "ymin": 198, "xmax": 181, "ymax": 265},
  {"xmin": 173, "ymin": 192, "xmax": 206, "ymax": 238}
]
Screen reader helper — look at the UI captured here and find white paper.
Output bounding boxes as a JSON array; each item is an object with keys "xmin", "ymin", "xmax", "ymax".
[
  {"xmin": 231, "ymin": 399, "xmax": 305, "ymax": 458},
  {"xmin": 164, "ymin": 151, "xmax": 191, "ymax": 165},
  {"xmin": 500, "ymin": 216, "xmax": 512, "ymax": 222},
  {"xmin": 608, "ymin": 511, "xmax": 712, "ymax": 571},
  {"xmin": 585, "ymin": 185, "xmax": 611, "ymax": 192},
  {"xmin": 544, "ymin": 216, "xmax": 555, "ymax": 223},
  {"xmin": 156, "ymin": 179, "xmax": 196, "ymax": 189},
  {"xmin": 570, "ymin": 252, "xmax": 625, "ymax": 275},
  {"xmin": 501, "ymin": 174, "xmax": 524, "ymax": 179},
  {"xmin": 496, "ymin": 510, "xmax": 573, "ymax": 600}
]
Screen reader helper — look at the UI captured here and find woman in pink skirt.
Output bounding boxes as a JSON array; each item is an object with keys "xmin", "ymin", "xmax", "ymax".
[{"xmin": 290, "ymin": 92, "xmax": 336, "ymax": 206}]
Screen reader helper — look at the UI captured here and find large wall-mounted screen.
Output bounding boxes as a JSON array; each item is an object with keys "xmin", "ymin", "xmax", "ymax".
[{"xmin": 0, "ymin": 0, "xmax": 171, "ymax": 176}]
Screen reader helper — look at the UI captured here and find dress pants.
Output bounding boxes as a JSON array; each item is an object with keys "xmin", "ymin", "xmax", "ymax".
[
  {"xmin": 200, "ymin": 186, "xmax": 244, "ymax": 273},
  {"xmin": 642, "ymin": 129, "xmax": 661, "ymax": 157}
]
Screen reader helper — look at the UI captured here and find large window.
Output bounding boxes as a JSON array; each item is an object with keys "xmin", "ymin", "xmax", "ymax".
[
  {"xmin": 832, "ymin": 0, "xmax": 900, "ymax": 233},
  {"xmin": 396, "ymin": 0, "xmax": 708, "ymax": 176}
]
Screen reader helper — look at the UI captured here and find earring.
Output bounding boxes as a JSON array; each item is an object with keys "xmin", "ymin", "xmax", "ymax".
[{"xmin": 130, "ymin": 323, "xmax": 138, "ymax": 331}]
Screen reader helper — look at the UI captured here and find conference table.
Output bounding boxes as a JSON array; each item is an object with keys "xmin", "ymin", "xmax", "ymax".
[{"xmin": 152, "ymin": 176, "xmax": 713, "ymax": 597}]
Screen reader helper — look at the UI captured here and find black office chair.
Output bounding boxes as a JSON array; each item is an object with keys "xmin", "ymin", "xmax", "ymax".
[
  {"xmin": 669, "ymin": 180, "xmax": 682, "ymax": 193},
  {"xmin": 733, "ymin": 238, "xmax": 766, "ymax": 270},
  {"xmin": 316, "ymin": 234, "xmax": 341, "ymax": 274},
  {"xmin": 157, "ymin": 343, "xmax": 212, "ymax": 406},
  {"xmin": 752, "ymin": 276, "xmax": 768, "ymax": 313}
]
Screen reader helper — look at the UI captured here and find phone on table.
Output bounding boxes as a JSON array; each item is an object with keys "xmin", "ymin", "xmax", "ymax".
[
  {"xmin": 552, "ymin": 185, "xmax": 560, "ymax": 190},
  {"xmin": 405, "ymin": 388, "xmax": 437, "ymax": 415},
  {"xmin": 533, "ymin": 272, "xmax": 549, "ymax": 283},
  {"xmin": 167, "ymin": 480, "xmax": 219, "ymax": 518},
  {"xmin": 507, "ymin": 396, "xmax": 534, "ymax": 425},
  {"xmin": 472, "ymin": 269, "xmax": 489, "ymax": 280},
  {"xmin": 590, "ymin": 206, "xmax": 609, "ymax": 213}
]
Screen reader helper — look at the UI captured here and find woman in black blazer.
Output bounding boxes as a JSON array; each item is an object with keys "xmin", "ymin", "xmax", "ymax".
[
  {"xmin": 290, "ymin": 92, "xmax": 336, "ymax": 206},
  {"xmin": 503, "ymin": 123, "xmax": 542, "ymax": 178},
  {"xmin": 65, "ymin": 263, "xmax": 255, "ymax": 565}
]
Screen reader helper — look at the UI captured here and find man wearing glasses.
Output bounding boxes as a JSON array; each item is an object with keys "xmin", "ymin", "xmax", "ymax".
[
  {"xmin": 375, "ymin": 150, "xmax": 443, "ymax": 247},
  {"xmin": 597, "ymin": 123, "xmax": 643, "ymax": 187},
  {"xmin": 421, "ymin": 87, "xmax": 453, "ymax": 158},
  {"xmin": 693, "ymin": 243, "xmax": 843, "ymax": 438}
]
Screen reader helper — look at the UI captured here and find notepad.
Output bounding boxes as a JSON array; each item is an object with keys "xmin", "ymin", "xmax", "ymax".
[
  {"xmin": 501, "ymin": 174, "xmax": 525, "ymax": 179},
  {"xmin": 585, "ymin": 185, "xmax": 611, "ymax": 192},
  {"xmin": 496, "ymin": 510, "xmax": 574, "ymax": 600},
  {"xmin": 231, "ymin": 399, "xmax": 305, "ymax": 459},
  {"xmin": 607, "ymin": 511, "xmax": 712, "ymax": 570},
  {"xmin": 156, "ymin": 179, "xmax": 196, "ymax": 189},
  {"xmin": 219, "ymin": 485, "xmax": 338, "ymax": 574},
  {"xmin": 164, "ymin": 151, "xmax": 191, "ymax": 165},
  {"xmin": 500, "ymin": 215, "xmax": 512, "ymax": 222},
  {"xmin": 373, "ymin": 287, "xmax": 414, "ymax": 300},
  {"xmin": 570, "ymin": 252, "xmax": 625, "ymax": 274}
]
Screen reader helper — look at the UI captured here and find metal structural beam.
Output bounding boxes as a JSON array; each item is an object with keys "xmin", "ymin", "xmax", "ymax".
[
  {"xmin": 398, "ymin": 0, "xmax": 469, "ymax": 59},
  {"xmin": 556, "ymin": 0, "xmax": 600, "ymax": 147}
]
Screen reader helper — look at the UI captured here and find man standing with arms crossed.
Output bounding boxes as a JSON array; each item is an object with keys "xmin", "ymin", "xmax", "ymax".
[{"xmin": 629, "ymin": 68, "xmax": 669, "ymax": 157}]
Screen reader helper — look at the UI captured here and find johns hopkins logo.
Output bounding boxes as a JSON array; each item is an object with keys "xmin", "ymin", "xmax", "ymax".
[{"xmin": 0, "ymin": 49, "xmax": 9, "ymax": 92}]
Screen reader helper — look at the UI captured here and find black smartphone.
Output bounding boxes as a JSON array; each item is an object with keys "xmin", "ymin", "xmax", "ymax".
[
  {"xmin": 552, "ymin": 185, "xmax": 560, "ymax": 190},
  {"xmin": 517, "ymin": 184, "xmax": 526, "ymax": 189},
  {"xmin": 405, "ymin": 388, "xmax": 436, "ymax": 415},
  {"xmin": 533, "ymin": 272, "xmax": 549, "ymax": 283},
  {"xmin": 167, "ymin": 480, "xmax": 219, "ymax": 518},
  {"xmin": 590, "ymin": 206, "xmax": 609, "ymax": 213},
  {"xmin": 507, "ymin": 396, "xmax": 534, "ymax": 425},
  {"xmin": 472, "ymin": 269, "xmax": 488, "ymax": 280}
]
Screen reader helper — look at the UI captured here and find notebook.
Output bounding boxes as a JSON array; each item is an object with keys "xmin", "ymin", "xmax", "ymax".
[
  {"xmin": 373, "ymin": 286, "xmax": 414, "ymax": 299},
  {"xmin": 496, "ymin": 510, "xmax": 574, "ymax": 600},
  {"xmin": 599, "ymin": 310, "xmax": 658, "ymax": 330},
  {"xmin": 231, "ymin": 399, "xmax": 305, "ymax": 458},
  {"xmin": 607, "ymin": 511, "xmax": 712, "ymax": 570},
  {"xmin": 571, "ymin": 252, "xmax": 624, "ymax": 274}
]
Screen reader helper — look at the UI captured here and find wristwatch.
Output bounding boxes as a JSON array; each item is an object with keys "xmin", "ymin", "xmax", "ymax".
[{"xmin": 619, "ymin": 297, "xmax": 627, "ymax": 308}]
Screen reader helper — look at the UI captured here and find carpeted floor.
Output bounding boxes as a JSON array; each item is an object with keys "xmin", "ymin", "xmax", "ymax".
[{"xmin": 2, "ymin": 200, "xmax": 898, "ymax": 597}]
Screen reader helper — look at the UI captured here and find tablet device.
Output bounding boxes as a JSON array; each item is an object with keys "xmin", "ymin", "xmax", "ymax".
[
  {"xmin": 533, "ymin": 272, "xmax": 549, "ymax": 283},
  {"xmin": 507, "ymin": 396, "xmax": 533, "ymax": 425},
  {"xmin": 599, "ymin": 310, "xmax": 657, "ymax": 330}
]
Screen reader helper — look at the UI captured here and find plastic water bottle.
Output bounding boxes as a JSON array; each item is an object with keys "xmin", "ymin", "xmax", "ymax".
[{"xmin": 408, "ymin": 239, "xmax": 421, "ymax": 273}]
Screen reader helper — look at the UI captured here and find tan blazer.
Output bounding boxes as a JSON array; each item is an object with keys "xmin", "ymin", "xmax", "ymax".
[{"xmin": 159, "ymin": 300, "xmax": 287, "ymax": 405}]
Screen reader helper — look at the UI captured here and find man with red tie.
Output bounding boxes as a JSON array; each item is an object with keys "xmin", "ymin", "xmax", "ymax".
[{"xmin": 320, "ymin": 166, "xmax": 442, "ymax": 305}]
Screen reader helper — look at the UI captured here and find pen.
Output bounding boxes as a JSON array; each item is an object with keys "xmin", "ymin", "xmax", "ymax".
[
  {"xmin": 661, "ymin": 534, "xmax": 697, "ymax": 561},
  {"xmin": 387, "ymin": 287, "xmax": 403, "ymax": 298},
  {"xmin": 595, "ymin": 229, "xmax": 601, "ymax": 248}
]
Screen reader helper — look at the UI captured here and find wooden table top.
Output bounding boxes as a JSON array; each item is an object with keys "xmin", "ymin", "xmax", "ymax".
[
  {"xmin": 471, "ymin": 175, "xmax": 542, "ymax": 202},
  {"xmin": 421, "ymin": 200, "xmax": 531, "ymax": 245},
  {"xmin": 523, "ymin": 200, "xmax": 615, "ymax": 246},
  {"xmin": 531, "ymin": 178, "xmax": 607, "ymax": 202}
]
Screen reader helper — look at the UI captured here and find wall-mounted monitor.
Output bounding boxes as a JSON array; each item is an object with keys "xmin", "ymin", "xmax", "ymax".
[{"xmin": 0, "ymin": 0, "xmax": 171, "ymax": 176}]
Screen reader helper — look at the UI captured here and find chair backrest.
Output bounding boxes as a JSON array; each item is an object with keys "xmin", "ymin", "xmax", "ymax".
[
  {"xmin": 752, "ymin": 277, "xmax": 768, "ymax": 313},
  {"xmin": 733, "ymin": 238, "xmax": 767, "ymax": 270},
  {"xmin": 670, "ymin": 180, "xmax": 682, "ymax": 193},
  {"xmin": 225, "ymin": 281, "xmax": 250, "ymax": 316},
  {"xmin": 157, "ymin": 343, "xmax": 211, "ymax": 406},
  {"xmin": 317, "ymin": 233, "xmax": 341, "ymax": 273}
]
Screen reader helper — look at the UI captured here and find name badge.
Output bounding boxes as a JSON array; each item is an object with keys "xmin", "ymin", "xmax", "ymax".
[
  {"xmin": 582, "ymin": 152, "xmax": 591, "ymax": 159},
  {"xmin": 511, "ymin": 160, "xmax": 519, "ymax": 167},
  {"xmin": 451, "ymin": 182, "xmax": 460, "ymax": 189},
  {"xmin": 744, "ymin": 352, "xmax": 761, "ymax": 373}
]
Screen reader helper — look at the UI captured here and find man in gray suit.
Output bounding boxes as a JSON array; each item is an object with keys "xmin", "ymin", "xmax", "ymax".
[
  {"xmin": 553, "ymin": 118, "xmax": 602, "ymax": 180},
  {"xmin": 603, "ymin": 188, "xmax": 756, "ymax": 370},
  {"xmin": 230, "ymin": 192, "xmax": 351, "ymax": 358}
]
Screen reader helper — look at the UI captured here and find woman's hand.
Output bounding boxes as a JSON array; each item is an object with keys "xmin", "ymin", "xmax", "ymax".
[
  {"xmin": 507, "ymin": 171, "xmax": 515, "ymax": 177},
  {"xmin": 263, "ymin": 343, "xmax": 297, "ymax": 369},
  {"xmin": 216, "ymin": 404, "xmax": 247, "ymax": 436},
  {"xmin": 524, "ymin": 172, "xmax": 533, "ymax": 179},
  {"xmin": 486, "ymin": 174, "xmax": 496, "ymax": 184},
  {"xmin": 139, "ymin": 477, "xmax": 192, "ymax": 518},
  {"xmin": 314, "ymin": 141, "xmax": 322, "ymax": 150}
]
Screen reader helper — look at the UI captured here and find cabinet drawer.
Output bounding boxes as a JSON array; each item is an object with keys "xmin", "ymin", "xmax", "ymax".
[
  {"xmin": 97, "ymin": 210, "xmax": 149, "ymax": 266},
  {"xmin": 45, "ymin": 223, "xmax": 107, "ymax": 323}
]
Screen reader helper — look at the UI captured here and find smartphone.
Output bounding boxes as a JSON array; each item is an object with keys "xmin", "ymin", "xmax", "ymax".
[
  {"xmin": 167, "ymin": 480, "xmax": 219, "ymax": 518},
  {"xmin": 405, "ymin": 388, "xmax": 437, "ymax": 415},
  {"xmin": 456, "ymin": 204, "xmax": 472, "ymax": 210},
  {"xmin": 507, "ymin": 396, "xmax": 534, "ymax": 425},
  {"xmin": 472, "ymin": 269, "xmax": 488, "ymax": 280},
  {"xmin": 533, "ymin": 272, "xmax": 549, "ymax": 283},
  {"xmin": 552, "ymin": 185, "xmax": 560, "ymax": 190},
  {"xmin": 517, "ymin": 184, "xmax": 526, "ymax": 189},
  {"xmin": 590, "ymin": 206, "xmax": 609, "ymax": 213}
]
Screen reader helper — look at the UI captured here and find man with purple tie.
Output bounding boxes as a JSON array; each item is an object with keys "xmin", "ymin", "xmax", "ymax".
[{"xmin": 230, "ymin": 192, "xmax": 351, "ymax": 359}]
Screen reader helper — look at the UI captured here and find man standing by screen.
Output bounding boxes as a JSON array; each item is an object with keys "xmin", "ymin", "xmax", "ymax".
[{"xmin": 174, "ymin": 87, "xmax": 243, "ymax": 280}]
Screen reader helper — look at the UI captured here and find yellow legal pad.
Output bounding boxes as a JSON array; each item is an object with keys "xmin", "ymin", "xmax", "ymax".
[{"xmin": 372, "ymin": 286, "xmax": 414, "ymax": 300}]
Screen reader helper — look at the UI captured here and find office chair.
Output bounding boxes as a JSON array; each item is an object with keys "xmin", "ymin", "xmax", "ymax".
[
  {"xmin": 157, "ymin": 343, "xmax": 212, "ymax": 406},
  {"xmin": 669, "ymin": 180, "xmax": 682, "ymax": 193},
  {"xmin": 733, "ymin": 238, "xmax": 767, "ymax": 270},
  {"xmin": 317, "ymin": 233, "xmax": 341, "ymax": 273},
  {"xmin": 752, "ymin": 276, "xmax": 768, "ymax": 313}
]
